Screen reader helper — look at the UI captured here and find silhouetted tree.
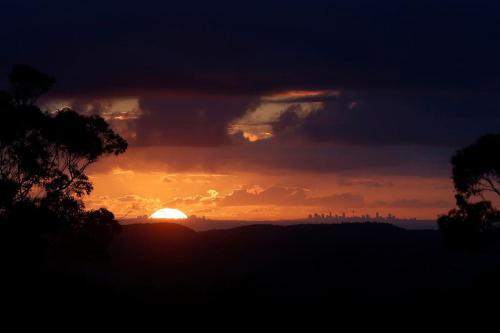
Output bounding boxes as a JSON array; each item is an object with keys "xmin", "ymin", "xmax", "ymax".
[
  {"xmin": 452, "ymin": 134, "xmax": 500, "ymax": 199},
  {"xmin": 438, "ymin": 134, "xmax": 500, "ymax": 249},
  {"xmin": 438, "ymin": 194, "xmax": 500, "ymax": 249},
  {"xmin": 0, "ymin": 65, "xmax": 127, "ymax": 267}
]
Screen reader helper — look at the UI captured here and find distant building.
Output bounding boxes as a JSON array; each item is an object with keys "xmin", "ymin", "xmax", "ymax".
[{"xmin": 305, "ymin": 211, "xmax": 417, "ymax": 224}]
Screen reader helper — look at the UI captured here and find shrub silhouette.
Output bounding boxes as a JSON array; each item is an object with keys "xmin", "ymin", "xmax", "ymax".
[
  {"xmin": 0, "ymin": 65, "xmax": 127, "ymax": 267},
  {"xmin": 439, "ymin": 134, "xmax": 500, "ymax": 249}
]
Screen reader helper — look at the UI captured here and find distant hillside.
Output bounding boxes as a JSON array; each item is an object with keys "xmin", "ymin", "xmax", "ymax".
[
  {"xmin": 121, "ymin": 217, "xmax": 439, "ymax": 231},
  {"xmin": 107, "ymin": 222, "xmax": 500, "ymax": 310}
]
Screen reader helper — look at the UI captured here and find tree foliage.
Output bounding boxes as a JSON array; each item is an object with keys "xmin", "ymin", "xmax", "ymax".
[
  {"xmin": 452, "ymin": 134, "xmax": 500, "ymax": 199},
  {"xmin": 438, "ymin": 194, "xmax": 500, "ymax": 249},
  {"xmin": 0, "ymin": 65, "xmax": 127, "ymax": 263},
  {"xmin": 439, "ymin": 134, "xmax": 500, "ymax": 249}
]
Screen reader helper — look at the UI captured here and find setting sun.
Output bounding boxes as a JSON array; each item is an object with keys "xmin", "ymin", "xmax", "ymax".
[{"xmin": 149, "ymin": 208, "xmax": 188, "ymax": 220}]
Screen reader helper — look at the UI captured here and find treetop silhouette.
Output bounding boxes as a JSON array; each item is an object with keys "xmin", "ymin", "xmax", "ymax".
[
  {"xmin": 0, "ymin": 64, "xmax": 127, "ymax": 263},
  {"xmin": 1, "ymin": 65, "xmax": 127, "ymax": 211},
  {"xmin": 452, "ymin": 134, "xmax": 500, "ymax": 199},
  {"xmin": 439, "ymin": 134, "xmax": 500, "ymax": 249}
]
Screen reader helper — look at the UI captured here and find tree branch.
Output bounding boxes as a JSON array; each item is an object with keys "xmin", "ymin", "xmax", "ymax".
[{"xmin": 481, "ymin": 176, "xmax": 500, "ymax": 197}]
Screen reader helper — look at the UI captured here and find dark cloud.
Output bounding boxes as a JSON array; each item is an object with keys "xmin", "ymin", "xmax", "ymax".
[
  {"xmin": 88, "ymin": 142, "xmax": 452, "ymax": 177},
  {"xmin": 337, "ymin": 179, "xmax": 387, "ymax": 188},
  {"xmin": 167, "ymin": 196, "xmax": 213, "ymax": 207},
  {"xmin": 132, "ymin": 96, "xmax": 258, "ymax": 146},
  {"xmin": 219, "ymin": 186, "xmax": 364, "ymax": 207},
  {"xmin": 3, "ymin": 0, "xmax": 498, "ymax": 176},
  {"xmin": 371, "ymin": 198, "xmax": 453, "ymax": 209},
  {"xmin": 273, "ymin": 92, "xmax": 500, "ymax": 147},
  {"xmin": 271, "ymin": 105, "xmax": 303, "ymax": 136},
  {"xmin": 389, "ymin": 199, "xmax": 452, "ymax": 209},
  {"xmin": 1, "ymin": 1, "xmax": 500, "ymax": 96},
  {"xmin": 62, "ymin": 91, "xmax": 499, "ymax": 149},
  {"xmin": 217, "ymin": 186, "xmax": 451, "ymax": 210}
]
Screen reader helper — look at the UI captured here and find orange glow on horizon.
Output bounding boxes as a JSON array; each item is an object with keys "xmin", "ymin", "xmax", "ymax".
[{"xmin": 85, "ymin": 160, "xmax": 456, "ymax": 221}]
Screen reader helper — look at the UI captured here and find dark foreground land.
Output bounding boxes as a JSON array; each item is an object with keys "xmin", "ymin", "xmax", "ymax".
[
  {"xmin": 110, "ymin": 223, "xmax": 500, "ymax": 310},
  {"xmin": 5, "ymin": 222, "xmax": 500, "ymax": 315}
]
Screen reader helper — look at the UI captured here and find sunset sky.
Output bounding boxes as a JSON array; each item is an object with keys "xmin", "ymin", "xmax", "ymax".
[{"xmin": 2, "ymin": 1, "xmax": 500, "ymax": 220}]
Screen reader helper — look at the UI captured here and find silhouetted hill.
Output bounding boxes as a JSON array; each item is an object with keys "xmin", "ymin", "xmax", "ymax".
[
  {"xmin": 7, "ymin": 221, "xmax": 500, "ymax": 316},
  {"xmin": 101, "ymin": 222, "xmax": 500, "ymax": 311},
  {"xmin": 116, "ymin": 222, "xmax": 197, "ymax": 248},
  {"xmin": 122, "ymin": 217, "xmax": 439, "ymax": 230}
]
